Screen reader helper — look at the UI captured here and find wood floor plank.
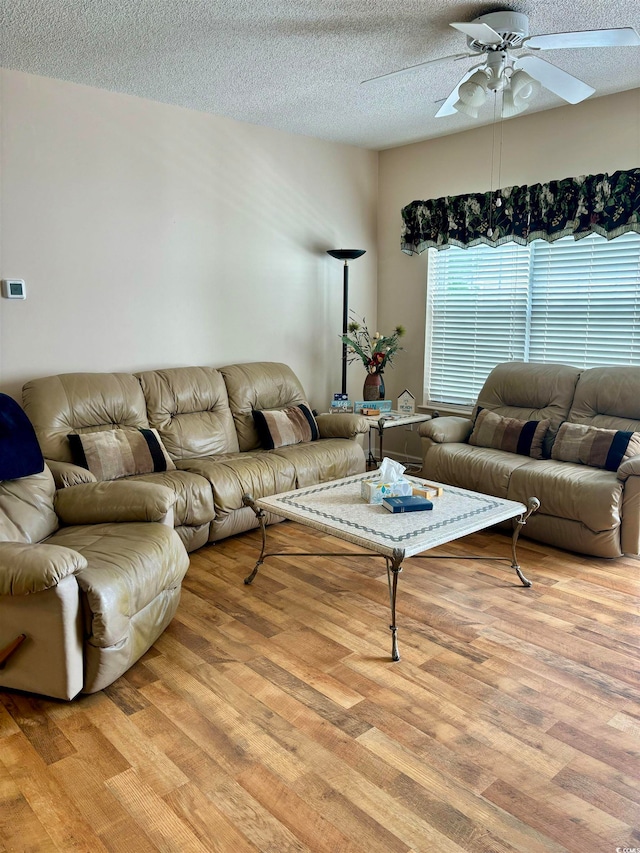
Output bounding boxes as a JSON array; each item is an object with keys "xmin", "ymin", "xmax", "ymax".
[
  {"xmin": 482, "ymin": 778, "xmax": 632, "ymax": 853},
  {"xmin": 293, "ymin": 770, "xmax": 412, "ymax": 853},
  {"xmin": 472, "ymin": 629, "xmax": 640, "ymax": 704},
  {"xmin": 106, "ymin": 767, "xmax": 212, "ymax": 853},
  {"xmin": 236, "ymin": 763, "xmax": 371, "ymax": 853},
  {"xmin": 552, "ymin": 761, "xmax": 640, "ymax": 826},
  {"xmin": 49, "ymin": 751, "xmax": 136, "ymax": 838},
  {"xmin": 217, "ymin": 659, "xmax": 401, "ymax": 791},
  {"xmin": 1, "ymin": 523, "xmax": 639, "ymax": 852},
  {"xmin": 97, "ymin": 816, "xmax": 163, "ymax": 853},
  {"xmin": 0, "ymin": 732, "xmax": 110, "ymax": 852},
  {"xmin": 357, "ymin": 727, "xmax": 564, "ymax": 853},
  {"xmin": 84, "ymin": 693, "xmax": 189, "ymax": 797},
  {"xmin": 0, "ymin": 759, "xmax": 58, "ymax": 853},
  {"xmin": 0, "ymin": 702, "xmax": 20, "ymax": 740},
  {"xmin": 0, "ymin": 693, "xmax": 76, "ymax": 765},
  {"xmin": 163, "ymin": 782, "xmax": 263, "ymax": 853}
]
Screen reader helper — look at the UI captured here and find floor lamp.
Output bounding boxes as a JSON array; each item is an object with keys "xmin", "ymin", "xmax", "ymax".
[{"xmin": 327, "ymin": 249, "xmax": 366, "ymax": 396}]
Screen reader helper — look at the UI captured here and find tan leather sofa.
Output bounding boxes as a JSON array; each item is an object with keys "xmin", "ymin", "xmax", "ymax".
[
  {"xmin": 0, "ymin": 402, "xmax": 190, "ymax": 699},
  {"xmin": 419, "ymin": 362, "xmax": 640, "ymax": 558},
  {"xmin": 23, "ymin": 362, "xmax": 368, "ymax": 551}
]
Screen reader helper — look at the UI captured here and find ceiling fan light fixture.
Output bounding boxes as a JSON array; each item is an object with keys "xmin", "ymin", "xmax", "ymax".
[
  {"xmin": 453, "ymin": 69, "xmax": 489, "ymax": 115},
  {"xmin": 452, "ymin": 98, "xmax": 480, "ymax": 117},
  {"xmin": 510, "ymin": 69, "xmax": 540, "ymax": 102},
  {"xmin": 501, "ymin": 69, "xmax": 542, "ymax": 117},
  {"xmin": 456, "ymin": 69, "xmax": 489, "ymax": 107},
  {"xmin": 501, "ymin": 87, "xmax": 527, "ymax": 117}
]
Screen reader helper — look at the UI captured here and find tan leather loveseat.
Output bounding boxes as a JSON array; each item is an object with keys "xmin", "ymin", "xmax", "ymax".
[
  {"xmin": 419, "ymin": 362, "xmax": 640, "ymax": 558},
  {"xmin": 23, "ymin": 362, "xmax": 368, "ymax": 552}
]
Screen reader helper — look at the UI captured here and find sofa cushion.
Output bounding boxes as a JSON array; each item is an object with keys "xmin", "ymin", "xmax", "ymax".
[
  {"xmin": 551, "ymin": 422, "xmax": 640, "ymax": 472},
  {"xmin": 176, "ymin": 452, "xmax": 297, "ymax": 514},
  {"xmin": 0, "ymin": 467, "xmax": 59, "ymax": 544},
  {"xmin": 68, "ymin": 428, "xmax": 176, "ymax": 481},
  {"xmin": 469, "ymin": 408, "xmax": 549, "ymax": 459},
  {"xmin": 23, "ymin": 372, "xmax": 149, "ymax": 462},
  {"xmin": 126, "ymin": 469, "xmax": 215, "ymax": 528},
  {"xmin": 49, "ymin": 521, "xmax": 188, "ymax": 649},
  {"xmin": 136, "ymin": 367, "xmax": 239, "ymax": 459},
  {"xmin": 567, "ymin": 365, "xmax": 640, "ymax": 432},
  {"xmin": 421, "ymin": 442, "xmax": 533, "ymax": 499},
  {"xmin": 474, "ymin": 361, "xmax": 581, "ymax": 455},
  {"xmin": 253, "ymin": 404, "xmax": 318, "ymax": 450},
  {"xmin": 220, "ymin": 362, "xmax": 309, "ymax": 452},
  {"xmin": 272, "ymin": 437, "xmax": 365, "ymax": 488},
  {"xmin": 508, "ymin": 459, "xmax": 622, "ymax": 532}
]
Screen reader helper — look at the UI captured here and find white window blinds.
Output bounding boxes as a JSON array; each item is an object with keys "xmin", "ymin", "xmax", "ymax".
[
  {"xmin": 529, "ymin": 233, "xmax": 640, "ymax": 367},
  {"xmin": 426, "ymin": 232, "xmax": 640, "ymax": 406}
]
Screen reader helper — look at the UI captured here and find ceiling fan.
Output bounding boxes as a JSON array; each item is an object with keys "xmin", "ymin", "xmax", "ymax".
[{"xmin": 363, "ymin": 10, "xmax": 640, "ymax": 119}]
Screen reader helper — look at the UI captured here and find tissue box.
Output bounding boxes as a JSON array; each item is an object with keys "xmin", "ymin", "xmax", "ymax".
[{"xmin": 361, "ymin": 477, "xmax": 413, "ymax": 504}]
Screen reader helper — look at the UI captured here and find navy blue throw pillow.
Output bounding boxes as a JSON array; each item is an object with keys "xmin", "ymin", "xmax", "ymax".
[{"xmin": 0, "ymin": 393, "xmax": 45, "ymax": 481}]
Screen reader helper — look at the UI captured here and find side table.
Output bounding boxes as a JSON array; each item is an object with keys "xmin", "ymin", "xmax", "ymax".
[{"xmin": 362, "ymin": 412, "xmax": 431, "ymax": 470}]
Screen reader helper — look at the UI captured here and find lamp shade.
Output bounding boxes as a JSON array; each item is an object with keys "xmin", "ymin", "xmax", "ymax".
[
  {"xmin": 327, "ymin": 249, "xmax": 366, "ymax": 261},
  {"xmin": 457, "ymin": 70, "xmax": 489, "ymax": 107},
  {"xmin": 510, "ymin": 69, "xmax": 540, "ymax": 104},
  {"xmin": 452, "ymin": 99, "xmax": 479, "ymax": 118},
  {"xmin": 502, "ymin": 70, "xmax": 541, "ymax": 117}
]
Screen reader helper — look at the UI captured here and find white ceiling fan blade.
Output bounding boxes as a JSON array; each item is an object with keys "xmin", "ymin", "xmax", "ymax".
[
  {"xmin": 361, "ymin": 52, "xmax": 471, "ymax": 84},
  {"xmin": 450, "ymin": 22, "xmax": 503, "ymax": 46},
  {"xmin": 435, "ymin": 65, "xmax": 484, "ymax": 117},
  {"xmin": 516, "ymin": 55, "xmax": 595, "ymax": 104},
  {"xmin": 525, "ymin": 27, "xmax": 640, "ymax": 50}
]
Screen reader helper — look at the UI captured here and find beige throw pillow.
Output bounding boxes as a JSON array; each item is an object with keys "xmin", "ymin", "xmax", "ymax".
[
  {"xmin": 469, "ymin": 408, "xmax": 550, "ymax": 459},
  {"xmin": 551, "ymin": 422, "xmax": 640, "ymax": 471},
  {"xmin": 68, "ymin": 427, "xmax": 176, "ymax": 481}
]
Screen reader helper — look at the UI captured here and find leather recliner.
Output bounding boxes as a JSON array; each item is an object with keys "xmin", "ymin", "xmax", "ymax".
[{"xmin": 0, "ymin": 394, "xmax": 190, "ymax": 700}]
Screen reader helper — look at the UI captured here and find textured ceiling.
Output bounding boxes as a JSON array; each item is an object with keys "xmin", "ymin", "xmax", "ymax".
[{"xmin": 1, "ymin": 0, "xmax": 639, "ymax": 149}]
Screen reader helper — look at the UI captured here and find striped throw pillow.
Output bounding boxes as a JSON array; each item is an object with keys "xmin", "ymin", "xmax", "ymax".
[
  {"xmin": 469, "ymin": 408, "xmax": 549, "ymax": 459},
  {"xmin": 252, "ymin": 404, "xmax": 319, "ymax": 450},
  {"xmin": 551, "ymin": 422, "xmax": 640, "ymax": 471},
  {"xmin": 68, "ymin": 427, "xmax": 176, "ymax": 481}
]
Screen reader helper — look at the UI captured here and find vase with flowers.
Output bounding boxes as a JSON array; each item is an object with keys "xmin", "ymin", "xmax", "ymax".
[{"xmin": 341, "ymin": 315, "xmax": 406, "ymax": 401}]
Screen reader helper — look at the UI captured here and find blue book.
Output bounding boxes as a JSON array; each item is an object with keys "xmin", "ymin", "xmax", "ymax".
[{"xmin": 382, "ymin": 495, "xmax": 433, "ymax": 513}]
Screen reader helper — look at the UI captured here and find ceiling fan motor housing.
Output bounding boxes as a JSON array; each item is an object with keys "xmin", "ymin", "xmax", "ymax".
[{"xmin": 467, "ymin": 11, "xmax": 529, "ymax": 51}]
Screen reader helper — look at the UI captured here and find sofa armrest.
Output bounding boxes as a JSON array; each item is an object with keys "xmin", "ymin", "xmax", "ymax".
[
  {"xmin": 316, "ymin": 413, "xmax": 370, "ymax": 440},
  {"xmin": 418, "ymin": 416, "xmax": 473, "ymax": 444},
  {"xmin": 55, "ymin": 481, "xmax": 177, "ymax": 525},
  {"xmin": 0, "ymin": 541, "xmax": 86, "ymax": 596},
  {"xmin": 46, "ymin": 459, "xmax": 97, "ymax": 488},
  {"xmin": 617, "ymin": 453, "xmax": 640, "ymax": 482}
]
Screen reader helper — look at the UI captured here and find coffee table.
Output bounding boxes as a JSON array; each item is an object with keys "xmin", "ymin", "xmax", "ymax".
[{"xmin": 243, "ymin": 473, "xmax": 539, "ymax": 662}]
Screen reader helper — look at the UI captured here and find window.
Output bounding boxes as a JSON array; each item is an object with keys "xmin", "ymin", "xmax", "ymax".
[{"xmin": 425, "ymin": 232, "xmax": 640, "ymax": 407}]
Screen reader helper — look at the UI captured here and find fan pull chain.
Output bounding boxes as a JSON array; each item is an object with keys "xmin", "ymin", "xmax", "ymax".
[
  {"xmin": 488, "ymin": 92, "xmax": 499, "ymax": 238},
  {"xmin": 496, "ymin": 86, "xmax": 505, "ymax": 208}
]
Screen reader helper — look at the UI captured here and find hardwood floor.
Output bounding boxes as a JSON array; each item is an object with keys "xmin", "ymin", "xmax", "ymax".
[{"xmin": 1, "ymin": 521, "xmax": 639, "ymax": 852}]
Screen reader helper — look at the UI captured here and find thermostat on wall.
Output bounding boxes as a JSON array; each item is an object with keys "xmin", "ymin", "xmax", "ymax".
[{"xmin": 1, "ymin": 279, "xmax": 26, "ymax": 299}]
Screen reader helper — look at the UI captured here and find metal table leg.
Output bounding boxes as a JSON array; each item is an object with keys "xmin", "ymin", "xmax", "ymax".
[
  {"xmin": 377, "ymin": 418, "xmax": 385, "ymax": 464},
  {"xmin": 510, "ymin": 497, "xmax": 540, "ymax": 586},
  {"xmin": 242, "ymin": 494, "xmax": 267, "ymax": 584},
  {"xmin": 385, "ymin": 547, "xmax": 405, "ymax": 661}
]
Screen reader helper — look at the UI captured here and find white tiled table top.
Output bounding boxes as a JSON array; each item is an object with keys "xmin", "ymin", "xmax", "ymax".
[
  {"xmin": 361, "ymin": 412, "xmax": 431, "ymax": 429},
  {"xmin": 256, "ymin": 472, "xmax": 526, "ymax": 560}
]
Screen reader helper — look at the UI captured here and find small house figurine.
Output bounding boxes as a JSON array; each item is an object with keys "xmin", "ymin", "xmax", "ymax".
[{"xmin": 397, "ymin": 389, "xmax": 415, "ymax": 415}]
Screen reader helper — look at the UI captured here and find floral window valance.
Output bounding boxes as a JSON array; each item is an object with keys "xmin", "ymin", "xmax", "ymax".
[{"xmin": 401, "ymin": 167, "xmax": 640, "ymax": 254}]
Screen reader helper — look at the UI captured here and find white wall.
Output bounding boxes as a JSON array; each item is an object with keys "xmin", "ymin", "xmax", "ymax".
[
  {"xmin": 377, "ymin": 89, "xmax": 640, "ymax": 458},
  {"xmin": 0, "ymin": 69, "xmax": 378, "ymax": 406}
]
